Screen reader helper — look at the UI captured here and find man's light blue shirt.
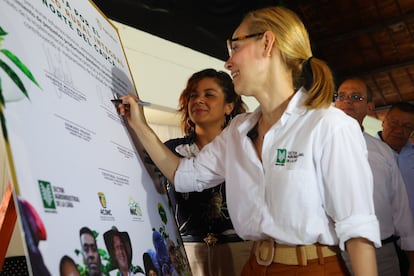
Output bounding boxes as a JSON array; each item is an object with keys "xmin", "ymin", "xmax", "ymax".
[{"xmin": 377, "ymin": 131, "xmax": 414, "ymax": 217}]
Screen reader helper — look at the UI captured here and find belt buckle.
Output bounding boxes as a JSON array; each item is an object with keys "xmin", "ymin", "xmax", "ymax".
[
  {"xmin": 203, "ymin": 233, "xmax": 218, "ymax": 246},
  {"xmin": 254, "ymin": 239, "xmax": 274, "ymax": 266}
]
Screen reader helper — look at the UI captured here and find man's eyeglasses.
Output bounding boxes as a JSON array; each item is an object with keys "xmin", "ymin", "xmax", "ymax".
[
  {"xmin": 226, "ymin": 32, "xmax": 264, "ymax": 58},
  {"xmin": 333, "ymin": 93, "xmax": 365, "ymax": 102}
]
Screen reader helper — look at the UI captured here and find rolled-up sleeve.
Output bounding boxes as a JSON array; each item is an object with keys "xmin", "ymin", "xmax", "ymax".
[
  {"xmin": 335, "ymin": 215, "xmax": 381, "ymax": 250},
  {"xmin": 174, "ymin": 133, "xmax": 227, "ymax": 193}
]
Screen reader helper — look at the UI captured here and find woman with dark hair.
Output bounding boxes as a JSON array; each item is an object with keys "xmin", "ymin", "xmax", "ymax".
[
  {"xmin": 59, "ymin": 255, "xmax": 80, "ymax": 276},
  {"xmin": 143, "ymin": 252, "xmax": 158, "ymax": 276},
  {"xmin": 163, "ymin": 68, "xmax": 251, "ymax": 276}
]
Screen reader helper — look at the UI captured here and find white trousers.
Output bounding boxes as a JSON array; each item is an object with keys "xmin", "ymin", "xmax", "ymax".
[{"xmin": 184, "ymin": 240, "xmax": 253, "ymax": 276}]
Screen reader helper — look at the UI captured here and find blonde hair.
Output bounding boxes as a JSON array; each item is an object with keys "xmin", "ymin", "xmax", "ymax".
[{"xmin": 242, "ymin": 6, "xmax": 335, "ymax": 109}]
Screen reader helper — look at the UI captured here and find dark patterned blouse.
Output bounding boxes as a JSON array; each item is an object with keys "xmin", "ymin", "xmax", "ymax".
[{"xmin": 164, "ymin": 135, "xmax": 237, "ymax": 239}]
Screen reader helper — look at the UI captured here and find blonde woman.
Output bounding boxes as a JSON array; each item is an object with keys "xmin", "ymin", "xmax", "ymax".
[{"xmin": 119, "ymin": 6, "xmax": 380, "ymax": 276}]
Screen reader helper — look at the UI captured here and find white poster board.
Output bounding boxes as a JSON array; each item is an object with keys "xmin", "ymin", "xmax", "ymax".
[{"xmin": 0, "ymin": 0, "xmax": 190, "ymax": 275}]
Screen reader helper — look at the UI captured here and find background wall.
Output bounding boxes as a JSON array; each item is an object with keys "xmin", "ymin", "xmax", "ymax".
[
  {"xmin": 114, "ymin": 21, "xmax": 381, "ymax": 136},
  {"xmin": 113, "ymin": 21, "xmax": 259, "ymax": 127}
]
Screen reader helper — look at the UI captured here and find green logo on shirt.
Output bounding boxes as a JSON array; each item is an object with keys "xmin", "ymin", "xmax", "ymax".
[{"xmin": 275, "ymin": 149, "xmax": 287, "ymax": 166}]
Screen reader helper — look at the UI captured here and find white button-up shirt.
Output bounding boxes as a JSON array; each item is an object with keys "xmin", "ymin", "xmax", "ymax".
[
  {"xmin": 364, "ymin": 132, "xmax": 414, "ymax": 250},
  {"xmin": 175, "ymin": 89, "xmax": 381, "ymax": 250}
]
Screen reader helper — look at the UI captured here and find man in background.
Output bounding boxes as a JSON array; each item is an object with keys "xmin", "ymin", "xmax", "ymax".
[
  {"xmin": 378, "ymin": 101, "xmax": 414, "ymax": 275},
  {"xmin": 378, "ymin": 102, "xmax": 414, "ymax": 217},
  {"xmin": 79, "ymin": 226, "xmax": 103, "ymax": 276},
  {"xmin": 335, "ymin": 77, "xmax": 414, "ymax": 276},
  {"xmin": 104, "ymin": 226, "xmax": 133, "ymax": 276}
]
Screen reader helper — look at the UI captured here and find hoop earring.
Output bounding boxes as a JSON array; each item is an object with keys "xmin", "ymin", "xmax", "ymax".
[{"xmin": 186, "ymin": 118, "xmax": 195, "ymax": 135}]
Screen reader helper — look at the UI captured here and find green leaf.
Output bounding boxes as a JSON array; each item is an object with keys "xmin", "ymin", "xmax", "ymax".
[
  {"xmin": 0, "ymin": 27, "xmax": 7, "ymax": 36},
  {"xmin": 1, "ymin": 49, "xmax": 40, "ymax": 87},
  {"xmin": 0, "ymin": 77, "xmax": 4, "ymax": 106},
  {"xmin": 0, "ymin": 59, "xmax": 29, "ymax": 99},
  {"xmin": 131, "ymin": 264, "xmax": 144, "ymax": 274},
  {"xmin": 0, "ymin": 27, "xmax": 6, "ymax": 49},
  {"xmin": 92, "ymin": 230, "xmax": 99, "ymax": 239},
  {"xmin": 0, "ymin": 107, "xmax": 8, "ymax": 142},
  {"xmin": 158, "ymin": 203, "xmax": 168, "ymax": 225}
]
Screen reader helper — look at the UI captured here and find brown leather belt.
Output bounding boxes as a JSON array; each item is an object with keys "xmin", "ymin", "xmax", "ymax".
[
  {"xmin": 253, "ymin": 239, "xmax": 338, "ymax": 266},
  {"xmin": 381, "ymin": 235, "xmax": 398, "ymax": 245}
]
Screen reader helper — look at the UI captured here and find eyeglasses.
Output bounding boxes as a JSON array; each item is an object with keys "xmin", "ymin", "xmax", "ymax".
[
  {"xmin": 384, "ymin": 119, "xmax": 414, "ymax": 135},
  {"xmin": 226, "ymin": 32, "xmax": 264, "ymax": 57},
  {"xmin": 333, "ymin": 93, "xmax": 365, "ymax": 102}
]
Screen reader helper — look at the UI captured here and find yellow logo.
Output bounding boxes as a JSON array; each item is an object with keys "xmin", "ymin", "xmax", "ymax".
[{"xmin": 97, "ymin": 192, "xmax": 106, "ymax": 208}]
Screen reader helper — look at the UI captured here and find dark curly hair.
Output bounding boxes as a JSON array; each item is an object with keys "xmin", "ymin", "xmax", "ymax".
[{"xmin": 178, "ymin": 68, "xmax": 247, "ymax": 136}]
